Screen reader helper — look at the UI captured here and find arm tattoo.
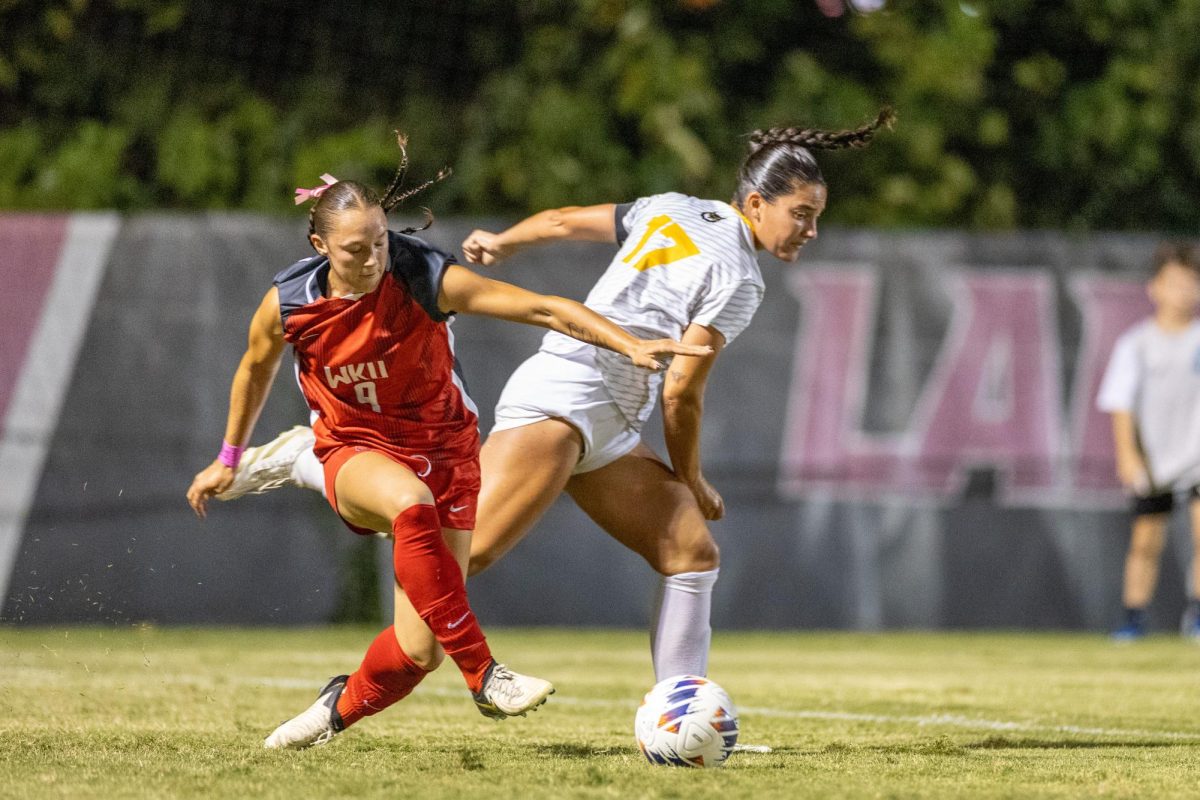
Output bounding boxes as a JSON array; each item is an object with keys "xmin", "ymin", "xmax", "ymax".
[
  {"xmin": 670, "ymin": 369, "xmax": 686, "ymax": 383},
  {"xmin": 566, "ymin": 322, "xmax": 602, "ymax": 346}
]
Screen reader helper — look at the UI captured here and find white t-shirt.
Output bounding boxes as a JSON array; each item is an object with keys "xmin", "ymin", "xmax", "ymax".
[
  {"xmin": 1097, "ymin": 318, "xmax": 1200, "ymax": 490},
  {"xmin": 540, "ymin": 192, "xmax": 765, "ymax": 428}
]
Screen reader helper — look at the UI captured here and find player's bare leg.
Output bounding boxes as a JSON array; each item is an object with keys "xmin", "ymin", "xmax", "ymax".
[
  {"xmin": 1116, "ymin": 512, "xmax": 1168, "ymax": 640},
  {"xmin": 1123, "ymin": 513, "xmax": 1167, "ymax": 608},
  {"xmin": 565, "ymin": 443, "xmax": 718, "ymax": 679},
  {"xmin": 265, "ymin": 455, "xmax": 550, "ymax": 748},
  {"xmin": 263, "ymin": 526, "xmax": 464, "ymax": 750},
  {"xmin": 567, "ymin": 443, "xmax": 717, "ymax": 574},
  {"xmin": 468, "ymin": 420, "xmax": 582, "ymax": 576},
  {"xmin": 266, "ymin": 456, "xmax": 456, "ymax": 749},
  {"xmin": 337, "ymin": 453, "xmax": 553, "ymax": 719},
  {"xmin": 1184, "ymin": 499, "xmax": 1200, "ymax": 638}
]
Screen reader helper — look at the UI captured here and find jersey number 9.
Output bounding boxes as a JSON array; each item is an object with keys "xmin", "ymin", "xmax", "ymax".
[{"xmin": 355, "ymin": 381, "xmax": 381, "ymax": 413}]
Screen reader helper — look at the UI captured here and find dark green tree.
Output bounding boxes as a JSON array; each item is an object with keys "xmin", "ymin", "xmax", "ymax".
[{"xmin": 3, "ymin": 0, "xmax": 1199, "ymax": 232}]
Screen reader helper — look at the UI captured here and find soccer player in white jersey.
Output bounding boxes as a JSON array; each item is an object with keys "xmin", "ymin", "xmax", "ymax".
[
  {"xmin": 1097, "ymin": 243, "xmax": 1200, "ymax": 640},
  {"xmin": 221, "ymin": 110, "xmax": 893, "ymax": 679}
]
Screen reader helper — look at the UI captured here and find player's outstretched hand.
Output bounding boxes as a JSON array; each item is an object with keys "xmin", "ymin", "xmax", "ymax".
[
  {"xmin": 688, "ymin": 474, "xmax": 725, "ymax": 521},
  {"xmin": 462, "ymin": 230, "xmax": 512, "ymax": 267},
  {"xmin": 186, "ymin": 461, "xmax": 235, "ymax": 519},
  {"xmin": 627, "ymin": 339, "xmax": 713, "ymax": 371}
]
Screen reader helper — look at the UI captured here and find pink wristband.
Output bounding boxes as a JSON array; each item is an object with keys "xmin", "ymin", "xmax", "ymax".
[{"xmin": 218, "ymin": 441, "xmax": 245, "ymax": 469}]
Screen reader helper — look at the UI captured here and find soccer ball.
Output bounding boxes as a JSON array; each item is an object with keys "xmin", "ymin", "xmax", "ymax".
[{"xmin": 634, "ymin": 675, "xmax": 739, "ymax": 768}]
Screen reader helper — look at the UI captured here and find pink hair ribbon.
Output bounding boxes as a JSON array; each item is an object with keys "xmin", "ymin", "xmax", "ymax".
[{"xmin": 294, "ymin": 173, "xmax": 339, "ymax": 205}]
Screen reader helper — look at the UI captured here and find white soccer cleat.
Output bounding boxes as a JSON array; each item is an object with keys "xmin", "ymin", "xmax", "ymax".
[
  {"xmin": 219, "ymin": 425, "xmax": 315, "ymax": 501},
  {"xmin": 471, "ymin": 662, "xmax": 554, "ymax": 720},
  {"xmin": 264, "ymin": 675, "xmax": 347, "ymax": 750}
]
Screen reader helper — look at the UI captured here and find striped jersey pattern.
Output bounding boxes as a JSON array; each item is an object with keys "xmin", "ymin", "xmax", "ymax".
[{"xmin": 540, "ymin": 192, "xmax": 764, "ymax": 428}]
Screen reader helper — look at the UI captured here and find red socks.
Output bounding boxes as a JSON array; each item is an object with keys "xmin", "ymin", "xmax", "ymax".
[
  {"xmin": 389, "ymin": 504, "xmax": 492, "ymax": 692},
  {"xmin": 336, "ymin": 504, "xmax": 494, "ymax": 729},
  {"xmin": 336, "ymin": 626, "xmax": 429, "ymax": 727}
]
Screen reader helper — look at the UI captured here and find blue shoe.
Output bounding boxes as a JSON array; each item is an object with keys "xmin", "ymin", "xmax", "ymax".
[
  {"xmin": 1112, "ymin": 622, "xmax": 1147, "ymax": 642},
  {"xmin": 1181, "ymin": 605, "xmax": 1200, "ymax": 640}
]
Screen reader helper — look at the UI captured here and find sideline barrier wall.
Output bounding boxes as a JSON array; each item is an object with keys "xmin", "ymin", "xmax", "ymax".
[{"xmin": 0, "ymin": 215, "xmax": 1183, "ymax": 630}]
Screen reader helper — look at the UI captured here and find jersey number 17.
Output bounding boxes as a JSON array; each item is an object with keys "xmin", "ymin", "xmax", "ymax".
[{"xmin": 622, "ymin": 215, "xmax": 700, "ymax": 272}]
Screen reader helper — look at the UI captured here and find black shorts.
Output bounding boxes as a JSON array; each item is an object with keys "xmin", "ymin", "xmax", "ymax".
[{"xmin": 1133, "ymin": 487, "xmax": 1200, "ymax": 516}]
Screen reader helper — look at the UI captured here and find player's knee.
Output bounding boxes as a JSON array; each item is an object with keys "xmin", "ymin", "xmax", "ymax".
[
  {"xmin": 684, "ymin": 537, "xmax": 720, "ymax": 573},
  {"xmin": 385, "ymin": 487, "xmax": 436, "ymax": 520},
  {"xmin": 407, "ymin": 646, "xmax": 444, "ymax": 671},
  {"xmin": 392, "ymin": 624, "xmax": 444, "ymax": 670},
  {"xmin": 656, "ymin": 534, "xmax": 720, "ymax": 575}
]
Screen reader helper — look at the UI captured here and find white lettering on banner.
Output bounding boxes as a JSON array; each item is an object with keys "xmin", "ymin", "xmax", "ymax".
[{"xmin": 778, "ymin": 266, "xmax": 1151, "ymax": 510}]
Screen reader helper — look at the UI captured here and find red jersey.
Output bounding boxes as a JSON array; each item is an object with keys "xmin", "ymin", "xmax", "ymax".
[{"xmin": 273, "ymin": 232, "xmax": 479, "ymax": 468}]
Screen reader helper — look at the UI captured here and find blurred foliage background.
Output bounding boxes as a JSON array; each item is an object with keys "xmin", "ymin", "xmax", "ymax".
[{"xmin": 3, "ymin": 0, "xmax": 1200, "ymax": 231}]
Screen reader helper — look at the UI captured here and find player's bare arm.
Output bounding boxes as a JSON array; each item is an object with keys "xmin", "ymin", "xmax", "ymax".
[
  {"xmin": 1110, "ymin": 410, "xmax": 1150, "ymax": 494},
  {"xmin": 462, "ymin": 204, "xmax": 618, "ymax": 266},
  {"xmin": 186, "ymin": 287, "xmax": 286, "ymax": 518},
  {"xmin": 438, "ymin": 264, "xmax": 710, "ymax": 370},
  {"xmin": 662, "ymin": 323, "xmax": 727, "ymax": 521}
]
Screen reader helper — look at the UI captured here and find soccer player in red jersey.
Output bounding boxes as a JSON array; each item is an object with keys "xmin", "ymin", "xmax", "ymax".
[
  {"xmin": 185, "ymin": 150, "xmax": 710, "ymax": 749},
  {"xmin": 219, "ymin": 114, "xmax": 892, "ymax": 693}
]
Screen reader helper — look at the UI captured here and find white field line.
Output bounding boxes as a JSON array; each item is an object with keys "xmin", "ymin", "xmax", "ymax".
[
  {"xmin": 10, "ymin": 666, "xmax": 1198, "ymax": 742},
  {"xmin": 241, "ymin": 675, "xmax": 1200, "ymax": 742}
]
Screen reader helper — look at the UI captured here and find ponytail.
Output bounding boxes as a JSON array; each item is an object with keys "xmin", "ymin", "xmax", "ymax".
[
  {"xmin": 748, "ymin": 107, "xmax": 895, "ymax": 154},
  {"xmin": 304, "ymin": 131, "xmax": 452, "ymax": 242},
  {"xmin": 379, "ymin": 131, "xmax": 452, "ymax": 229},
  {"xmin": 734, "ymin": 107, "xmax": 895, "ymax": 205}
]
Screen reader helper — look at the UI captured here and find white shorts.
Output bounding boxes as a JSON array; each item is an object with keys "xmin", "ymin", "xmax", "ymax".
[{"xmin": 492, "ymin": 348, "xmax": 641, "ymax": 475}]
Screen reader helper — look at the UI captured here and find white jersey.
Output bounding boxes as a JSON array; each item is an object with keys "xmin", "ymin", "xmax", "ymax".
[
  {"xmin": 540, "ymin": 192, "xmax": 765, "ymax": 428},
  {"xmin": 1097, "ymin": 318, "xmax": 1200, "ymax": 490}
]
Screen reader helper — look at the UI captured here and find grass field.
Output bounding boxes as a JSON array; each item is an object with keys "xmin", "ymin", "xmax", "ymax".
[{"xmin": 3, "ymin": 627, "xmax": 1200, "ymax": 799}]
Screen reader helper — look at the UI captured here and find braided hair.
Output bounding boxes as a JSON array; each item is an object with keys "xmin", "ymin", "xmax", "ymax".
[
  {"xmin": 308, "ymin": 132, "xmax": 452, "ymax": 244},
  {"xmin": 733, "ymin": 107, "xmax": 895, "ymax": 206}
]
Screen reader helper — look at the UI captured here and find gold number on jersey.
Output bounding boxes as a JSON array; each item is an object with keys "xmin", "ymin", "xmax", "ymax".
[{"xmin": 621, "ymin": 215, "xmax": 700, "ymax": 272}]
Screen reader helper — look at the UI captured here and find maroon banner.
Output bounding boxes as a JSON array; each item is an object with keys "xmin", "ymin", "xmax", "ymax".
[
  {"xmin": 779, "ymin": 266, "xmax": 1152, "ymax": 509},
  {"xmin": 0, "ymin": 216, "xmax": 69, "ymax": 420}
]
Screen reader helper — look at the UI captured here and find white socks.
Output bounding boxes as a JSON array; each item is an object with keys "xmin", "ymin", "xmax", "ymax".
[
  {"xmin": 650, "ymin": 568, "xmax": 719, "ymax": 680},
  {"xmin": 291, "ymin": 446, "xmax": 327, "ymax": 496}
]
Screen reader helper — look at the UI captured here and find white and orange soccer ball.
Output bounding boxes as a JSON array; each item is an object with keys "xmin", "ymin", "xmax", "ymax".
[{"xmin": 634, "ymin": 675, "xmax": 739, "ymax": 768}]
